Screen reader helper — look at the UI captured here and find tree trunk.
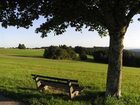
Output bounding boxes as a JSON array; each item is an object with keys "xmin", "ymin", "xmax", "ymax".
[{"xmin": 105, "ymin": 27, "xmax": 126, "ymax": 97}]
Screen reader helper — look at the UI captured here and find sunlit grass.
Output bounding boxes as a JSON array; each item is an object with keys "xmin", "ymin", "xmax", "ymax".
[{"xmin": 0, "ymin": 49, "xmax": 139, "ymax": 105}]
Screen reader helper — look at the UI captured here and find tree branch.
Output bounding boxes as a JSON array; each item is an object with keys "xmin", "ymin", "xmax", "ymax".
[{"xmin": 127, "ymin": 1, "xmax": 140, "ymax": 22}]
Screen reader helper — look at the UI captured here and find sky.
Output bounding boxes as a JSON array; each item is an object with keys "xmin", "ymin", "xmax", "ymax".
[{"xmin": 0, "ymin": 15, "xmax": 140, "ymax": 49}]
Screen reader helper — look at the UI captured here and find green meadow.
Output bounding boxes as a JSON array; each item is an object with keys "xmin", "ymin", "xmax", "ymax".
[{"xmin": 0, "ymin": 49, "xmax": 139, "ymax": 105}]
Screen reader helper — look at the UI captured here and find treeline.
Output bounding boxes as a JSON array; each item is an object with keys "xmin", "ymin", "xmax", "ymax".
[
  {"xmin": 43, "ymin": 45, "xmax": 93, "ymax": 60},
  {"xmin": 43, "ymin": 45, "xmax": 77, "ymax": 60},
  {"xmin": 93, "ymin": 48, "xmax": 140, "ymax": 67},
  {"xmin": 43, "ymin": 45, "xmax": 140, "ymax": 67},
  {"xmin": 74, "ymin": 46, "xmax": 93, "ymax": 60}
]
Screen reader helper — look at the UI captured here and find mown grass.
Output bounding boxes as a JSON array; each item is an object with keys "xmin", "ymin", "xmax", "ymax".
[
  {"xmin": 0, "ymin": 48, "xmax": 44, "ymax": 57},
  {"xmin": 0, "ymin": 49, "xmax": 139, "ymax": 105}
]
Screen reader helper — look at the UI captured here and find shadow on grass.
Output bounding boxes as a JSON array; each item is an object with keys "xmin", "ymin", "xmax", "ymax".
[
  {"xmin": 78, "ymin": 58, "xmax": 106, "ymax": 64},
  {"xmin": 82, "ymin": 58, "xmax": 108, "ymax": 65},
  {"xmin": 10, "ymin": 55, "xmax": 43, "ymax": 59},
  {"xmin": 0, "ymin": 85, "xmax": 105, "ymax": 105}
]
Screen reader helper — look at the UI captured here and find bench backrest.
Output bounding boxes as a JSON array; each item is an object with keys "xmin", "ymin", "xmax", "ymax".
[
  {"xmin": 31, "ymin": 74, "xmax": 78, "ymax": 84},
  {"xmin": 31, "ymin": 74, "xmax": 82, "ymax": 99}
]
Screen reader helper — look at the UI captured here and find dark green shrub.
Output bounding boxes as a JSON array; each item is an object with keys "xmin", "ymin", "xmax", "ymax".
[
  {"xmin": 93, "ymin": 48, "xmax": 140, "ymax": 67},
  {"xmin": 55, "ymin": 48, "xmax": 69, "ymax": 59},
  {"xmin": 79, "ymin": 52, "xmax": 87, "ymax": 61},
  {"xmin": 93, "ymin": 49, "xmax": 108, "ymax": 63},
  {"xmin": 66, "ymin": 48, "xmax": 77, "ymax": 60},
  {"xmin": 74, "ymin": 46, "xmax": 85, "ymax": 55},
  {"xmin": 18, "ymin": 43, "xmax": 26, "ymax": 49},
  {"xmin": 43, "ymin": 46, "xmax": 59, "ymax": 59},
  {"xmin": 43, "ymin": 45, "xmax": 77, "ymax": 60},
  {"xmin": 85, "ymin": 48, "xmax": 94, "ymax": 55},
  {"xmin": 123, "ymin": 50, "xmax": 135, "ymax": 66}
]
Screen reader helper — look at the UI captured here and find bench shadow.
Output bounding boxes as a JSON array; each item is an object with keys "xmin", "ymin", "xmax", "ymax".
[{"xmin": 0, "ymin": 85, "xmax": 105, "ymax": 105}]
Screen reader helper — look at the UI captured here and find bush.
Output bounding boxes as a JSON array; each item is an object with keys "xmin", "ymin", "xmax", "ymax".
[
  {"xmin": 123, "ymin": 50, "xmax": 135, "ymax": 66},
  {"xmin": 55, "ymin": 48, "xmax": 69, "ymax": 59},
  {"xmin": 75, "ymin": 46, "xmax": 89, "ymax": 60},
  {"xmin": 18, "ymin": 43, "xmax": 26, "ymax": 49},
  {"xmin": 93, "ymin": 49, "xmax": 108, "ymax": 63},
  {"xmin": 65, "ymin": 48, "xmax": 77, "ymax": 59},
  {"xmin": 43, "ymin": 46, "xmax": 59, "ymax": 59},
  {"xmin": 79, "ymin": 52, "xmax": 87, "ymax": 61},
  {"xmin": 85, "ymin": 48, "xmax": 94, "ymax": 55},
  {"xmin": 43, "ymin": 45, "xmax": 77, "ymax": 60},
  {"xmin": 74, "ymin": 46, "xmax": 85, "ymax": 55}
]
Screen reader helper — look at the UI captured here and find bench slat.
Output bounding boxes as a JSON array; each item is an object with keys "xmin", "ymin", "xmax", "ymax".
[
  {"xmin": 31, "ymin": 74, "xmax": 78, "ymax": 82},
  {"xmin": 40, "ymin": 79, "xmax": 81, "ymax": 91},
  {"xmin": 41, "ymin": 80, "xmax": 69, "ymax": 90},
  {"xmin": 40, "ymin": 79, "xmax": 68, "ymax": 86},
  {"xmin": 31, "ymin": 74, "xmax": 83, "ymax": 99}
]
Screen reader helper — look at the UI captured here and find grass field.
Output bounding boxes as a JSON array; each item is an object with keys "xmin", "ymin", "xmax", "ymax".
[{"xmin": 0, "ymin": 49, "xmax": 139, "ymax": 105}]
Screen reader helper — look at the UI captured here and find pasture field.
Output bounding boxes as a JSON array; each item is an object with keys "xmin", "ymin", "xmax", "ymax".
[{"xmin": 0, "ymin": 49, "xmax": 139, "ymax": 105}]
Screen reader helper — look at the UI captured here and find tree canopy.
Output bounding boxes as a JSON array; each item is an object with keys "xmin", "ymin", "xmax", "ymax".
[
  {"xmin": 0, "ymin": 0, "xmax": 140, "ymax": 36},
  {"xmin": 0, "ymin": 0, "xmax": 140, "ymax": 97}
]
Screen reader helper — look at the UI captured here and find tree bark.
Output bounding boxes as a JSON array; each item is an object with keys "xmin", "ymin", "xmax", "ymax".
[{"xmin": 105, "ymin": 27, "xmax": 126, "ymax": 97}]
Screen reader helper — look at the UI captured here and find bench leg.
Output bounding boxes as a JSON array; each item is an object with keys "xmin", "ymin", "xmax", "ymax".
[
  {"xmin": 69, "ymin": 86, "xmax": 80, "ymax": 99},
  {"xmin": 69, "ymin": 87, "xmax": 80, "ymax": 99},
  {"xmin": 69, "ymin": 86, "xmax": 73, "ymax": 99},
  {"xmin": 34, "ymin": 77, "xmax": 41, "ymax": 90},
  {"xmin": 72, "ymin": 91, "xmax": 79, "ymax": 97},
  {"xmin": 36, "ymin": 81, "xmax": 41, "ymax": 88},
  {"xmin": 44, "ymin": 85, "xmax": 49, "ymax": 90}
]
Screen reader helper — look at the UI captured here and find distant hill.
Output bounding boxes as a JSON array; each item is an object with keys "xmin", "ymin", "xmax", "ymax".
[{"xmin": 129, "ymin": 49, "xmax": 140, "ymax": 57}]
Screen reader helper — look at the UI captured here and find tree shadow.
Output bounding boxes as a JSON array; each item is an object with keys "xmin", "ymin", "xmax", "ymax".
[
  {"xmin": 0, "ymin": 85, "xmax": 105, "ymax": 105},
  {"xmin": 10, "ymin": 55, "xmax": 43, "ymax": 59}
]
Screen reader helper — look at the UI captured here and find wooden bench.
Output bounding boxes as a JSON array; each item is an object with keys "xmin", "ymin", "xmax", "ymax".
[{"xmin": 31, "ymin": 74, "xmax": 83, "ymax": 99}]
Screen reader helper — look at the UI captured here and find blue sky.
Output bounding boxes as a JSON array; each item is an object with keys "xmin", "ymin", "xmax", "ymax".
[{"xmin": 0, "ymin": 15, "xmax": 140, "ymax": 48}]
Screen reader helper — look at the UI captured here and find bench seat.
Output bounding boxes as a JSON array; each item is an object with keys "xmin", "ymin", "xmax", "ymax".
[{"xmin": 31, "ymin": 74, "xmax": 83, "ymax": 99}]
